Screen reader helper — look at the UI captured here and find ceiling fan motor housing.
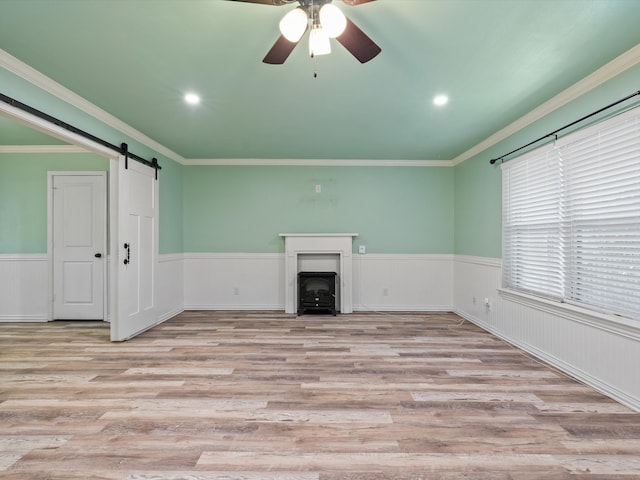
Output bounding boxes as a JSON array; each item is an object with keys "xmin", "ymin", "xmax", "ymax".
[{"xmin": 229, "ymin": 0, "xmax": 380, "ymax": 64}]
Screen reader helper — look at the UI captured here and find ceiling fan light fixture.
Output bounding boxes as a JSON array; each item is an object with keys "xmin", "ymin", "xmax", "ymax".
[
  {"xmin": 433, "ymin": 94, "xmax": 449, "ymax": 107},
  {"xmin": 279, "ymin": 7, "xmax": 308, "ymax": 42},
  {"xmin": 309, "ymin": 24, "xmax": 331, "ymax": 56},
  {"xmin": 319, "ymin": 3, "xmax": 347, "ymax": 38},
  {"xmin": 184, "ymin": 92, "xmax": 201, "ymax": 105}
]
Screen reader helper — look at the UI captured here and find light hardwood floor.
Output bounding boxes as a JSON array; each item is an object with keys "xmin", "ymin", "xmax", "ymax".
[{"xmin": 1, "ymin": 311, "xmax": 639, "ymax": 479}]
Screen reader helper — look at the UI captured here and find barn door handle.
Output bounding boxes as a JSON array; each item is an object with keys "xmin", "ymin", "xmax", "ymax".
[
  {"xmin": 123, "ymin": 243, "xmax": 130, "ymax": 265},
  {"xmin": 94, "ymin": 253, "xmax": 102, "ymax": 258}
]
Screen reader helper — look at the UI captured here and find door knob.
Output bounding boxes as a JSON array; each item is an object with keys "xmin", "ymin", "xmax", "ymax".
[{"xmin": 94, "ymin": 253, "xmax": 102, "ymax": 258}]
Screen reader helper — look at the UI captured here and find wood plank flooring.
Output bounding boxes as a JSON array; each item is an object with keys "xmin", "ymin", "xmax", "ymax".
[{"xmin": 1, "ymin": 311, "xmax": 640, "ymax": 479}]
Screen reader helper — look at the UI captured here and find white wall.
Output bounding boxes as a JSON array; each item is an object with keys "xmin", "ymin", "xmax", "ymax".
[
  {"xmin": 1, "ymin": 252, "xmax": 455, "ymax": 317},
  {"xmin": 0, "ymin": 254, "xmax": 49, "ymax": 322},
  {"xmin": 183, "ymin": 253, "xmax": 454, "ymax": 313},
  {"xmin": 0, "ymin": 253, "xmax": 185, "ymax": 324},
  {"xmin": 156, "ymin": 253, "xmax": 185, "ymax": 322},
  {"xmin": 453, "ymin": 255, "xmax": 640, "ymax": 412},
  {"xmin": 353, "ymin": 254, "xmax": 453, "ymax": 312},
  {"xmin": 184, "ymin": 253, "xmax": 284, "ymax": 310}
]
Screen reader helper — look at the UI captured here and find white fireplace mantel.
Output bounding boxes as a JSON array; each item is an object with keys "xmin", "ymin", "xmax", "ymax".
[{"xmin": 279, "ymin": 233, "xmax": 358, "ymax": 314}]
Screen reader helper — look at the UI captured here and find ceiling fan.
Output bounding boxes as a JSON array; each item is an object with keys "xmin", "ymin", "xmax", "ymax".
[{"xmin": 229, "ymin": 0, "xmax": 381, "ymax": 64}]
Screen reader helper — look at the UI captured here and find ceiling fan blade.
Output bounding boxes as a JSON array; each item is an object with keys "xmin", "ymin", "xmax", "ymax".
[
  {"xmin": 263, "ymin": 35, "xmax": 299, "ymax": 64},
  {"xmin": 342, "ymin": 0, "xmax": 377, "ymax": 5},
  {"xmin": 227, "ymin": 0, "xmax": 290, "ymax": 5},
  {"xmin": 336, "ymin": 16, "xmax": 381, "ymax": 64}
]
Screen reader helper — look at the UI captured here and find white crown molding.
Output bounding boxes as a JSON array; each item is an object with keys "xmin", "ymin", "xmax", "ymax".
[
  {"xmin": 183, "ymin": 158, "xmax": 454, "ymax": 167},
  {"xmin": 0, "ymin": 48, "xmax": 185, "ymax": 165},
  {"xmin": 452, "ymin": 43, "xmax": 640, "ymax": 166},
  {"xmin": 0, "ymin": 145, "xmax": 88, "ymax": 154},
  {"xmin": 5, "ymin": 40, "xmax": 637, "ymax": 169},
  {"xmin": 1, "ymin": 48, "xmax": 448, "ymax": 169}
]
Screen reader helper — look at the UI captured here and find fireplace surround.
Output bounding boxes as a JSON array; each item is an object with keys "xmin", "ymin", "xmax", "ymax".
[{"xmin": 279, "ymin": 233, "xmax": 358, "ymax": 314}]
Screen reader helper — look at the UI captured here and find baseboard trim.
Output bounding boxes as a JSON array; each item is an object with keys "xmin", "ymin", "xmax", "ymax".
[
  {"xmin": 0, "ymin": 314, "xmax": 48, "ymax": 323},
  {"xmin": 354, "ymin": 305, "xmax": 454, "ymax": 313},
  {"xmin": 185, "ymin": 304, "xmax": 285, "ymax": 311},
  {"xmin": 157, "ymin": 307, "xmax": 185, "ymax": 323}
]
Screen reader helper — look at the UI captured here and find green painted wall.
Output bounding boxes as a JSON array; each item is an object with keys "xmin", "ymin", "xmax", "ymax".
[
  {"xmin": 1, "ymin": 66, "xmax": 184, "ymax": 255},
  {"xmin": 3, "ymin": 59, "xmax": 637, "ymax": 259},
  {"xmin": 0, "ymin": 152, "xmax": 108, "ymax": 253},
  {"xmin": 453, "ymin": 156, "xmax": 502, "ymax": 258},
  {"xmin": 183, "ymin": 165, "xmax": 454, "ymax": 254},
  {"xmin": 454, "ymin": 63, "xmax": 640, "ymax": 258},
  {"xmin": 157, "ymin": 157, "xmax": 183, "ymax": 254},
  {"xmin": 0, "ymin": 151, "xmax": 183, "ymax": 254}
]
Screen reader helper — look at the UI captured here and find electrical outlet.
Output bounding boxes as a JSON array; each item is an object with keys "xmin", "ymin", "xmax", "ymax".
[
  {"xmin": 383, "ymin": 287, "xmax": 389, "ymax": 296},
  {"xmin": 484, "ymin": 297, "xmax": 491, "ymax": 311},
  {"xmin": 359, "ymin": 245, "xmax": 366, "ymax": 254},
  {"xmin": 233, "ymin": 287, "xmax": 240, "ymax": 296},
  {"xmin": 315, "ymin": 184, "xmax": 321, "ymax": 193}
]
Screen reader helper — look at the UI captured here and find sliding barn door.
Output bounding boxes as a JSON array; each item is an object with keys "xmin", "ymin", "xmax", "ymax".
[{"xmin": 111, "ymin": 157, "xmax": 158, "ymax": 341}]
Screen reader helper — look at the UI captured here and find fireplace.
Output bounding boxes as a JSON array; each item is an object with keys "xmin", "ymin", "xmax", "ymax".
[
  {"xmin": 298, "ymin": 271, "xmax": 337, "ymax": 316},
  {"xmin": 279, "ymin": 233, "xmax": 358, "ymax": 314}
]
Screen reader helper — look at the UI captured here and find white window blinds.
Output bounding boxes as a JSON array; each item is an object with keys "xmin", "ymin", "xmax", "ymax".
[
  {"xmin": 502, "ymin": 147, "xmax": 564, "ymax": 300},
  {"xmin": 502, "ymin": 106, "xmax": 640, "ymax": 320}
]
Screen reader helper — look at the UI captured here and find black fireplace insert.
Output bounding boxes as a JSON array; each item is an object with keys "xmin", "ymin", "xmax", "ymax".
[{"xmin": 297, "ymin": 271, "xmax": 337, "ymax": 316}]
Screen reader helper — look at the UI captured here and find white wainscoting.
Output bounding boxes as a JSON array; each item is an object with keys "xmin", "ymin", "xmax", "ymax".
[
  {"xmin": 1, "ymin": 253, "xmax": 185, "ymax": 324},
  {"xmin": 157, "ymin": 253, "xmax": 185, "ymax": 322},
  {"xmin": 453, "ymin": 255, "xmax": 640, "ymax": 412},
  {"xmin": 183, "ymin": 253, "xmax": 454, "ymax": 312},
  {"xmin": 0, "ymin": 254, "xmax": 49, "ymax": 322},
  {"xmin": 184, "ymin": 253, "xmax": 285, "ymax": 310},
  {"xmin": 353, "ymin": 254, "xmax": 454, "ymax": 312}
]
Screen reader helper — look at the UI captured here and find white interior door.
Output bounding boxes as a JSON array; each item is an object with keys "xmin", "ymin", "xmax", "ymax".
[
  {"xmin": 111, "ymin": 157, "xmax": 158, "ymax": 341},
  {"xmin": 52, "ymin": 173, "xmax": 106, "ymax": 320}
]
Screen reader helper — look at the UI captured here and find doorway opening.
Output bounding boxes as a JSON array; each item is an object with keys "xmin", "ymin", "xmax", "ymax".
[
  {"xmin": 1, "ymin": 100, "xmax": 159, "ymax": 341},
  {"xmin": 48, "ymin": 171, "xmax": 107, "ymax": 321}
]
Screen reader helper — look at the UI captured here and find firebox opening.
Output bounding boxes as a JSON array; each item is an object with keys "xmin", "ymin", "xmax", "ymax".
[{"xmin": 298, "ymin": 271, "xmax": 337, "ymax": 316}]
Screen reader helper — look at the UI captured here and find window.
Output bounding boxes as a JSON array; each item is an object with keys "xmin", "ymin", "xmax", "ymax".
[{"xmin": 502, "ymin": 107, "xmax": 640, "ymax": 320}]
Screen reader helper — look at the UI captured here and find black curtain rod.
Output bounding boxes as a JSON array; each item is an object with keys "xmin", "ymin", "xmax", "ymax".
[
  {"xmin": 0, "ymin": 92, "xmax": 161, "ymax": 174},
  {"xmin": 489, "ymin": 89, "xmax": 640, "ymax": 165}
]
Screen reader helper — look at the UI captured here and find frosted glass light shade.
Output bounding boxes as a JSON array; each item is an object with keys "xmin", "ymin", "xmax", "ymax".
[
  {"xmin": 184, "ymin": 93, "xmax": 200, "ymax": 105},
  {"xmin": 309, "ymin": 25, "xmax": 331, "ymax": 56},
  {"xmin": 319, "ymin": 4, "xmax": 347, "ymax": 38},
  {"xmin": 279, "ymin": 8, "xmax": 308, "ymax": 42}
]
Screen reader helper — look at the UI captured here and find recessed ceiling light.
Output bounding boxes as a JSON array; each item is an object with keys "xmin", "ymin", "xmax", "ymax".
[
  {"xmin": 433, "ymin": 94, "xmax": 449, "ymax": 107},
  {"xmin": 184, "ymin": 92, "xmax": 200, "ymax": 105}
]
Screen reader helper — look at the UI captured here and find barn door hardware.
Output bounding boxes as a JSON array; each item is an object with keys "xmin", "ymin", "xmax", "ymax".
[
  {"xmin": 0, "ymin": 93, "xmax": 161, "ymax": 177},
  {"xmin": 123, "ymin": 243, "xmax": 131, "ymax": 265}
]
